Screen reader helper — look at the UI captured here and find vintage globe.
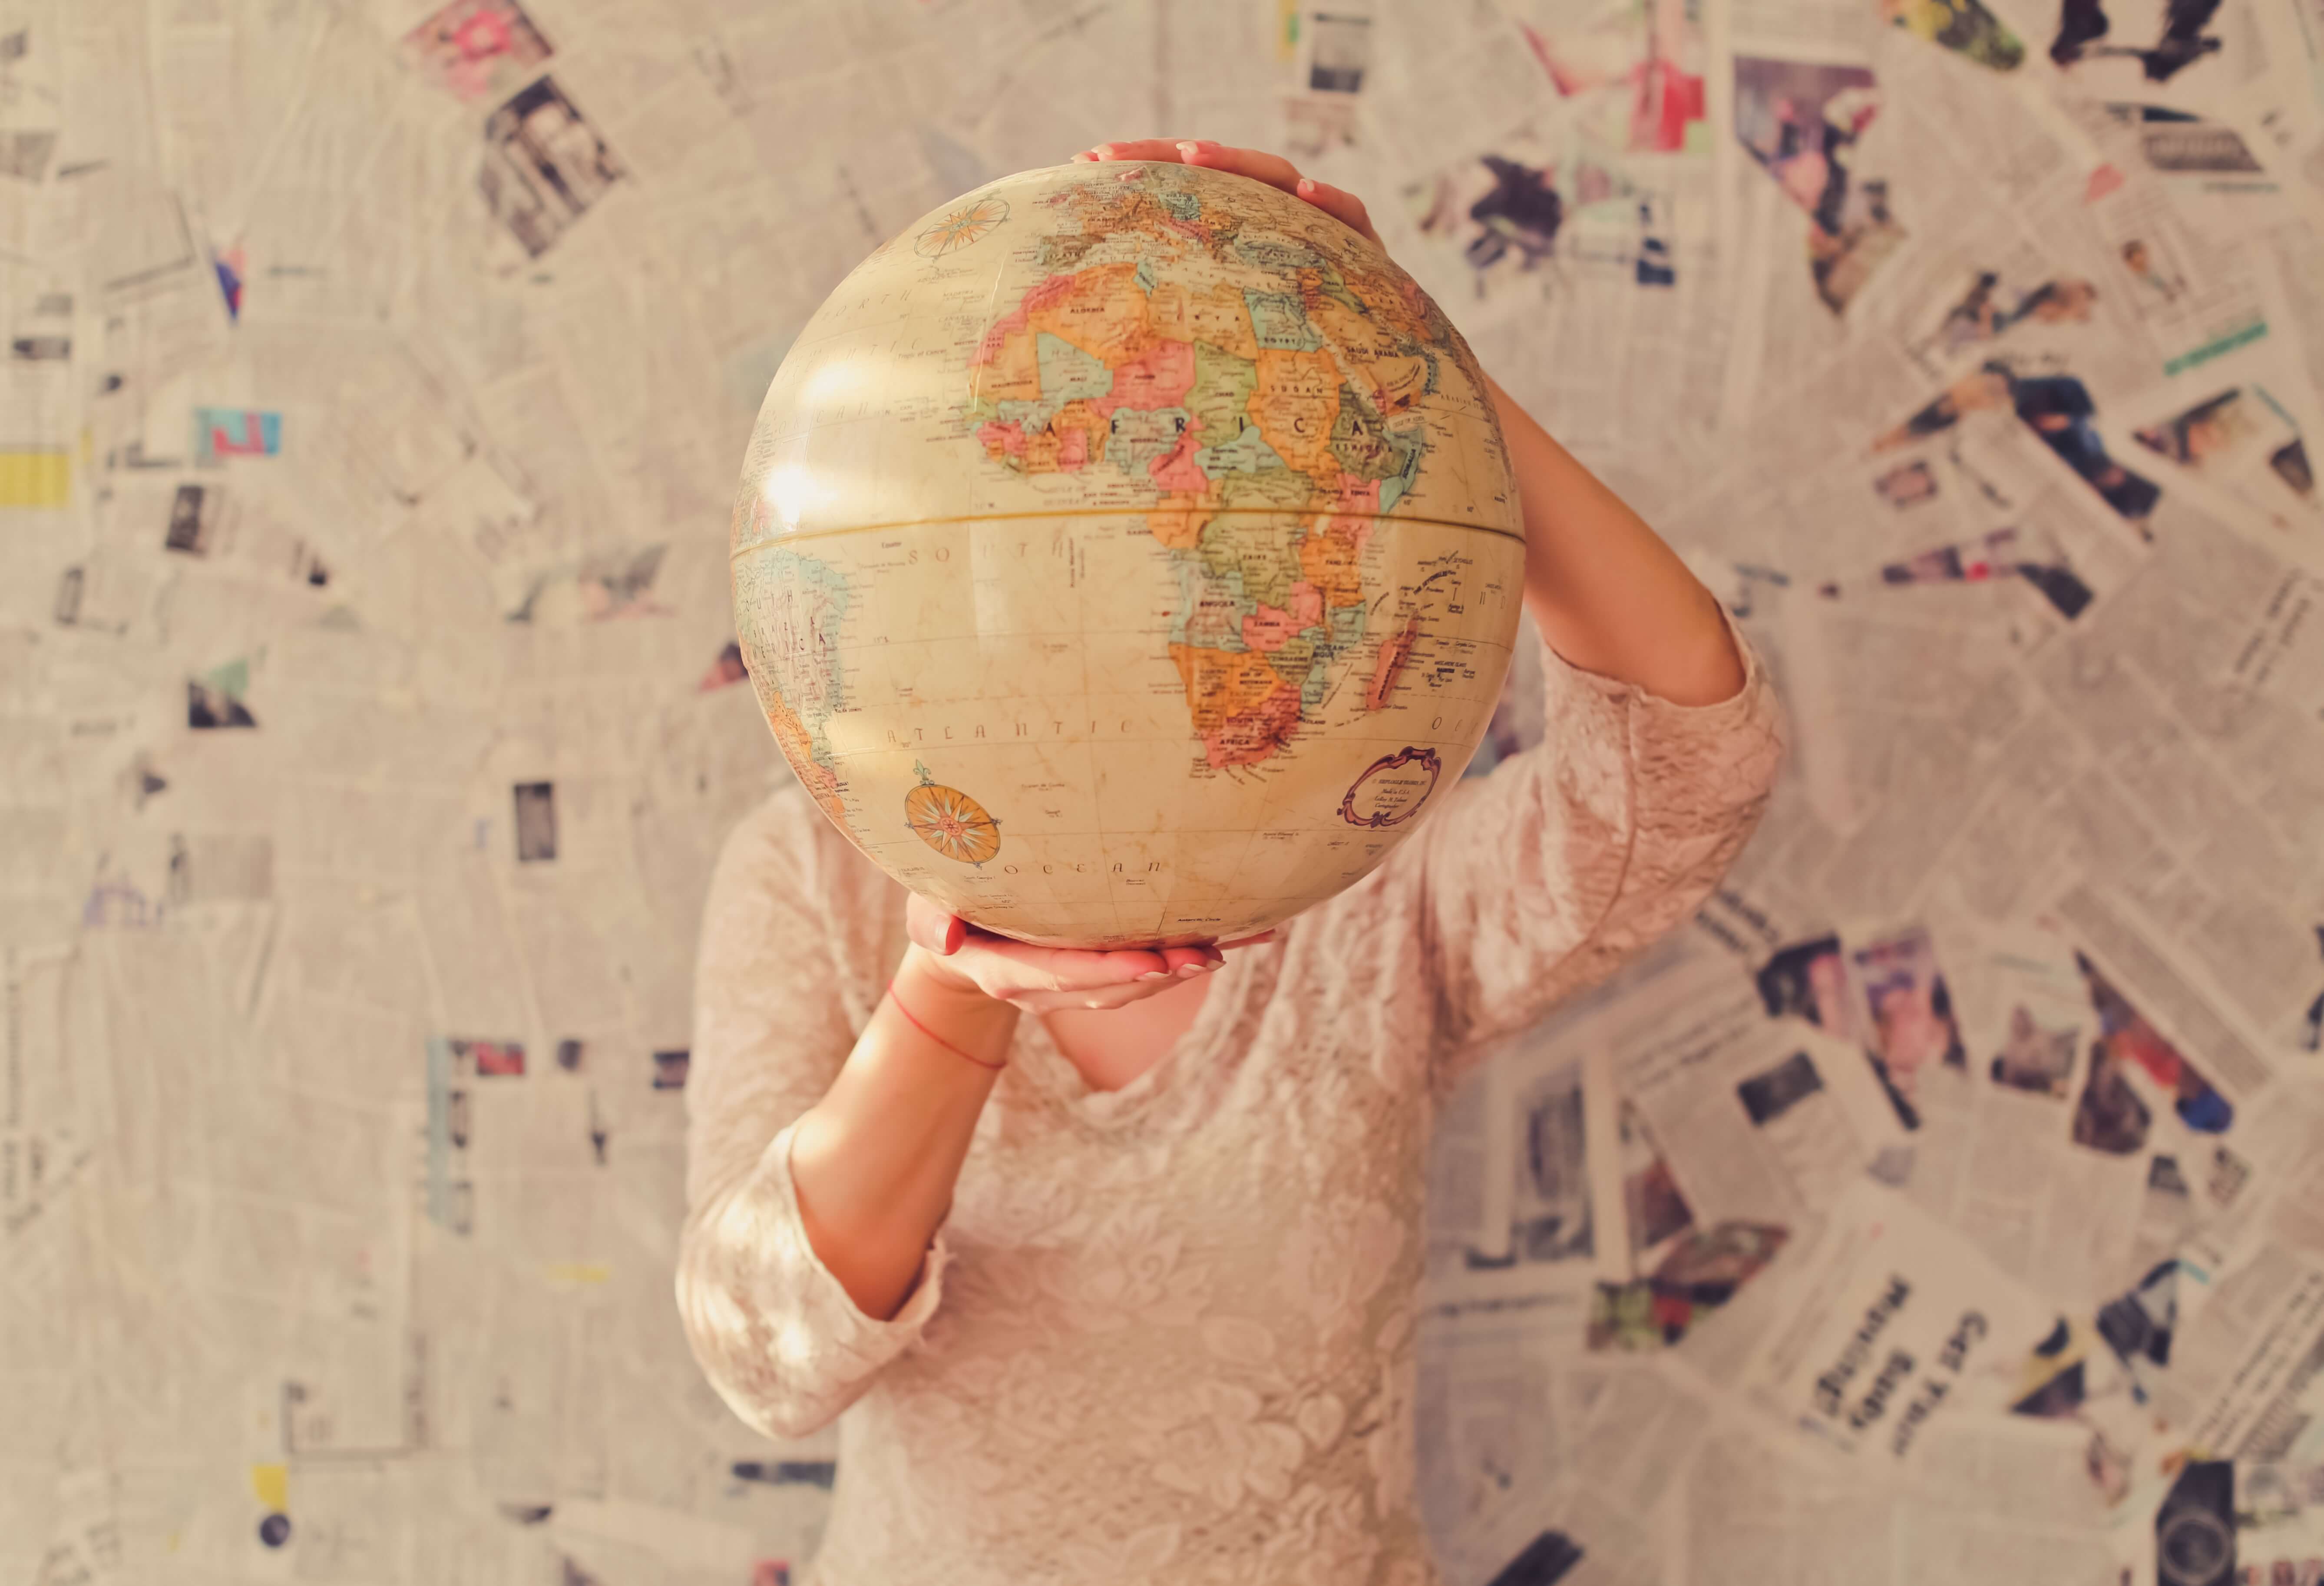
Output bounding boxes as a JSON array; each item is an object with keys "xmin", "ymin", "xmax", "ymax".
[{"xmin": 730, "ymin": 159, "xmax": 1526, "ymax": 950}]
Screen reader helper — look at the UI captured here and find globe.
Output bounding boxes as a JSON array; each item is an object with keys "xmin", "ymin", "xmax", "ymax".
[{"xmin": 730, "ymin": 159, "xmax": 1526, "ymax": 950}]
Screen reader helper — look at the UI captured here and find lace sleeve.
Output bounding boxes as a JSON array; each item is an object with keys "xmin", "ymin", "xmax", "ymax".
[
  {"xmin": 1410, "ymin": 605, "xmax": 1785, "ymax": 1100},
  {"xmin": 674, "ymin": 787, "xmax": 952, "ymax": 1442}
]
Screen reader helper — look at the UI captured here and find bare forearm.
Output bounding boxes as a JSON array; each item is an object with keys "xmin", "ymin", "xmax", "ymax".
[
  {"xmin": 787, "ymin": 950, "xmax": 1015, "ymax": 1321},
  {"xmin": 1481, "ymin": 371, "xmax": 1745, "ymax": 707}
]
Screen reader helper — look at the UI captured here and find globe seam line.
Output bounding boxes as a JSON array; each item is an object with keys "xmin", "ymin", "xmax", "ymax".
[{"xmin": 728, "ymin": 508, "xmax": 1526, "ymax": 562}]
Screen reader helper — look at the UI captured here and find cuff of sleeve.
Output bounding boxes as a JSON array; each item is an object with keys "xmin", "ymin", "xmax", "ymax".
[{"xmin": 770, "ymin": 1117, "xmax": 952, "ymax": 1342}]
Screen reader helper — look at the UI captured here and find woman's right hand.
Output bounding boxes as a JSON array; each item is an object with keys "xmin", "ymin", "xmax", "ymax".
[
  {"xmin": 902, "ymin": 891, "xmax": 1273, "ymax": 1014},
  {"xmin": 1075, "ymin": 139, "xmax": 1382, "ymax": 250}
]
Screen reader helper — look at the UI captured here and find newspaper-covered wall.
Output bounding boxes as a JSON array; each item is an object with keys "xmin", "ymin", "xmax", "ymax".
[{"xmin": 3, "ymin": 0, "xmax": 2320, "ymax": 1582}]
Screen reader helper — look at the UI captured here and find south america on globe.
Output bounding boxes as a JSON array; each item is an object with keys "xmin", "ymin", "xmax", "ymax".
[{"xmin": 730, "ymin": 159, "xmax": 1526, "ymax": 950}]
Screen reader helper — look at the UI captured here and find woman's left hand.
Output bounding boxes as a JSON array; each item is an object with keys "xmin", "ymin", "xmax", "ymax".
[{"xmin": 1074, "ymin": 139, "xmax": 1381, "ymax": 249}]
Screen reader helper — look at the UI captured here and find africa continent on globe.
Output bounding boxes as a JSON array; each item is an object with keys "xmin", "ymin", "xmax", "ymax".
[{"xmin": 731, "ymin": 160, "xmax": 1526, "ymax": 949}]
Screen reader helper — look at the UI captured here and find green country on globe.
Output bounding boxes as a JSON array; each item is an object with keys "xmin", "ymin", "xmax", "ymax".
[{"xmin": 730, "ymin": 159, "xmax": 1527, "ymax": 950}]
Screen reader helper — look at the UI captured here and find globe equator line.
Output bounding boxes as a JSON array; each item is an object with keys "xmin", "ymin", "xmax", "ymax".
[
  {"xmin": 864, "ymin": 823, "xmax": 1450, "ymax": 846},
  {"xmin": 823, "ymin": 731, "xmax": 1501, "ymax": 754},
  {"xmin": 729, "ymin": 507, "xmax": 1527, "ymax": 562},
  {"xmin": 860, "ymin": 826, "xmax": 1427, "ymax": 841}
]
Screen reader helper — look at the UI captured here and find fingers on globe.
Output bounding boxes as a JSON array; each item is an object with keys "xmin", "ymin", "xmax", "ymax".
[
  {"xmin": 1110, "ymin": 949, "xmax": 1167, "ymax": 981},
  {"xmin": 905, "ymin": 899, "xmax": 959, "ymax": 955},
  {"xmin": 1189, "ymin": 142, "xmax": 1306, "ymax": 195},
  {"xmin": 1034, "ymin": 942, "xmax": 1148, "ymax": 990},
  {"xmin": 916, "ymin": 908, "xmax": 965, "ymax": 955},
  {"xmin": 1072, "ymin": 984, "xmax": 1150, "ymax": 1011},
  {"xmin": 1081, "ymin": 139, "xmax": 1183, "ymax": 163},
  {"xmin": 1078, "ymin": 141, "xmax": 1370, "ymax": 243},
  {"xmin": 1297, "ymin": 177, "xmax": 1372, "ymax": 238},
  {"xmin": 1082, "ymin": 139, "xmax": 1284, "ymax": 185}
]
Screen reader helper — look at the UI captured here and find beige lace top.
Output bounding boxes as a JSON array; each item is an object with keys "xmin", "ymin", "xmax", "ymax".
[{"xmin": 676, "ymin": 612, "xmax": 1784, "ymax": 1586}]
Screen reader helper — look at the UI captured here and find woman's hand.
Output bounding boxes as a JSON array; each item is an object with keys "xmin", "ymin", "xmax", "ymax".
[
  {"xmin": 1074, "ymin": 138, "xmax": 1380, "ymax": 248},
  {"xmin": 902, "ymin": 891, "xmax": 1273, "ymax": 1014}
]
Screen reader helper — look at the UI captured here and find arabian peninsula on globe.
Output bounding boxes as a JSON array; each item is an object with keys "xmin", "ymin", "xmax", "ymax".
[{"xmin": 731, "ymin": 159, "xmax": 1526, "ymax": 949}]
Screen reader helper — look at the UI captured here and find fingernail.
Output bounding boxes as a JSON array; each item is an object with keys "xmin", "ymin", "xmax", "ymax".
[
  {"xmin": 1201, "ymin": 959, "xmax": 1223, "ymax": 972},
  {"xmin": 1176, "ymin": 140, "xmax": 1199, "ymax": 160},
  {"xmin": 1092, "ymin": 144, "xmax": 1114, "ymax": 159},
  {"xmin": 1176, "ymin": 963, "xmax": 1203, "ymax": 978},
  {"xmin": 1138, "ymin": 970, "xmax": 1169, "ymax": 981},
  {"xmin": 1298, "ymin": 177, "xmax": 1314, "ymax": 192}
]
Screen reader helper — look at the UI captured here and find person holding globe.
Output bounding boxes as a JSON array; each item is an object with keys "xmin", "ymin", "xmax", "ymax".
[{"xmin": 678, "ymin": 139, "xmax": 1783, "ymax": 1584}]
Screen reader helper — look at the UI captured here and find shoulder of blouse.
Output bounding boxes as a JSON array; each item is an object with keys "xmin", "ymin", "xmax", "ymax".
[{"xmin": 704, "ymin": 780, "xmax": 911, "ymax": 1013}]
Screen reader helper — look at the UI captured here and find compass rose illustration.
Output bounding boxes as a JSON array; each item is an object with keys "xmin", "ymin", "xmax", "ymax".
[
  {"xmin": 913, "ymin": 195, "xmax": 1009, "ymax": 258},
  {"xmin": 903, "ymin": 760, "xmax": 1003, "ymax": 865}
]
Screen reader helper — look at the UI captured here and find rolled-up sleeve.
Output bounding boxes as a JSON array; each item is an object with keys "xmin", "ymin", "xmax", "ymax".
[{"xmin": 675, "ymin": 788, "xmax": 953, "ymax": 1442}]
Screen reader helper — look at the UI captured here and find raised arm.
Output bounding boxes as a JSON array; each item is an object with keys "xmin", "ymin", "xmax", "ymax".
[
  {"xmin": 678, "ymin": 787, "xmax": 1264, "ymax": 1440},
  {"xmin": 1401, "ymin": 596, "xmax": 1780, "ymax": 1098},
  {"xmin": 1075, "ymin": 140, "xmax": 1784, "ymax": 1096},
  {"xmin": 1484, "ymin": 370, "xmax": 1743, "ymax": 706},
  {"xmin": 1392, "ymin": 377, "xmax": 1779, "ymax": 1095},
  {"xmin": 675, "ymin": 792, "xmax": 964, "ymax": 1441},
  {"xmin": 1076, "ymin": 138, "xmax": 1747, "ymax": 694}
]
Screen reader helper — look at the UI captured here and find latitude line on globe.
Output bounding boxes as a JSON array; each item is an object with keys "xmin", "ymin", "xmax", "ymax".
[
  {"xmin": 728, "ymin": 507, "xmax": 1527, "ymax": 562},
  {"xmin": 836, "ymin": 732, "xmax": 1506, "ymax": 767}
]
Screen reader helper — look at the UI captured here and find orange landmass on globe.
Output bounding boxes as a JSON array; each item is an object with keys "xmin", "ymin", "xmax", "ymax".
[
  {"xmin": 1304, "ymin": 294, "xmax": 1430, "ymax": 415},
  {"xmin": 1247, "ymin": 349, "xmax": 1343, "ymax": 477},
  {"xmin": 1204, "ymin": 688, "xmax": 1303, "ymax": 767},
  {"xmin": 1172, "ymin": 643, "xmax": 1282, "ymax": 722},
  {"xmin": 1146, "ymin": 280, "xmax": 1260, "ymax": 359},
  {"xmin": 1170, "ymin": 642, "xmax": 1303, "ymax": 768},
  {"xmin": 1298, "ymin": 516, "xmax": 1372, "ymax": 608},
  {"xmin": 763, "ymin": 689, "xmax": 847, "ymax": 823},
  {"xmin": 1338, "ymin": 262, "xmax": 1448, "ymax": 348},
  {"xmin": 975, "ymin": 325, "xmax": 1043, "ymax": 402},
  {"xmin": 1149, "ymin": 487, "xmax": 1218, "ymax": 550},
  {"xmin": 1025, "ymin": 261, "xmax": 1155, "ymax": 364}
]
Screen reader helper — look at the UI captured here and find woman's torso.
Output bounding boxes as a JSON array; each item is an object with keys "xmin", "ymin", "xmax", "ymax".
[{"xmin": 796, "ymin": 817, "xmax": 1450, "ymax": 1586}]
